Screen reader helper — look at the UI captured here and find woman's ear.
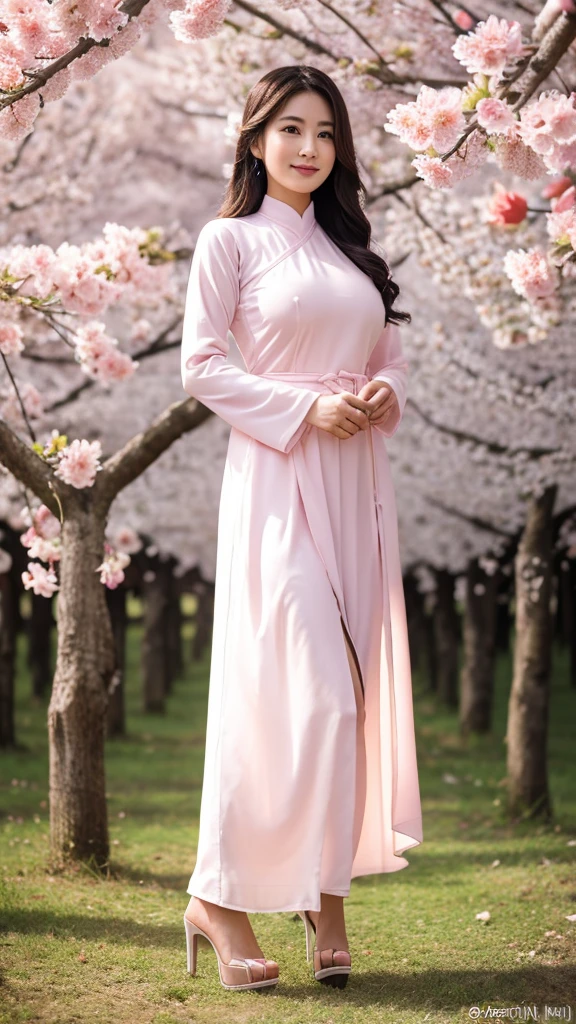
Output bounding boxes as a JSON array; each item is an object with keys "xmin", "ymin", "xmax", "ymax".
[{"xmin": 249, "ymin": 144, "xmax": 262, "ymax": 160}]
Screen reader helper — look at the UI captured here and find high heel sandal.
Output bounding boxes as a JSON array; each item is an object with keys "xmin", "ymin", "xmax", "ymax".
[
  {"xmin": 183, "ymin": 913, "xmax": 279, "ymax": 991},
  {"xmin": 297, "ymin": 910, "xmax": 351, "ymax": 988}
]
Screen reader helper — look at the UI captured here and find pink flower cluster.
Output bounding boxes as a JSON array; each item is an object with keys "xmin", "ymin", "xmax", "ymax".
[
  {"xmin": 170, "ymin": 0, "xmax": 232, "ymax": 42},
  {"xmin": 0, "ymin": 381, "xmax": 43, "ymax": 425},
  {"xmin": 20, "ymin": 503, "xmax": 62, "ymax": 596},
  {"xmin": 54, "ymin": 438, "xmax": 103, "ymax": 489},
  {"xmin": 96, "ymin": 542, "xmax": 131, "ymax": 589},
  {"xmin": 22, "ymin": 561, "xmax": 59, "ymax": 597},
  {"xmin": 5, "ymin": 223, "xmax": 172, "ymax": 320},
  {"xmin": 0, "ymin": 320, "xmax": 24, "ymax": 356},
  {"xmin": 75, "ymin": 322, "xmax": 138, "ymax": 384},
  {"xmin": 0, "ymin": 0, "xmax": 149, "ymax": 140},
  {"xmin": 546, "ymin": 183, "xmax": 576, "ymax": 247},
  {"xmin": 386, "ymin": 85, "xmax": 466, "ymax": 153},
  {"xmin": 411, "ymin": 131, "xmax": 488, "ymax": 190},
  {"xmin": 21, "ymin": 503, "xmax": 62, "ymax": 564},
  {"xmin": 503, "ymin": 248, "xmax": 557, "ymax": 301},
  {"xmin": 451, "ymin": 14, "xmax": 525, "ymax": 79},
  {"xmin": 385, "ymin": 14, "xmax": 576, "ymax": 191},
  {"xmin": 517, "ymin": 91, "xmax": 576, "ymax": 175}
]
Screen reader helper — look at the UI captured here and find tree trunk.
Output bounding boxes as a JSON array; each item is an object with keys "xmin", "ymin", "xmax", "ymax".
[
  {"xmin": 141, "ymin": 560, "xmax": 170, "ymax": 712},
  {"xmin": 166, "ymin": 574, "xmax": 183, "ymax": 686},
  {"xmin": 558, "ymin": 557, "xmax": 576, "ymax": 688},
  {"xmin": 403, "ymin": 571, "xmax": 428, "ymax": 677},
  {"xmin": 459, "ymin": 558, "xmax": 499, "ymax": 735},
  {"xmin": 105, "ymin": 586, "xmax": 127, "ymax": 738},
  {"xmin": 433, "ymin": 569, "xmax": 460, "ymax": 707},
  {"xmin": 0, "ymin": 568, "xmax": 16, "ymax": 749},
  {"xmin": 495, "ymin": 587, "xmax": 512, "ymax": 655},
  {"xmin": 506, "ymin": 486, "xmax": 556, "ymax": 821},
  {"xmin": 28, "ymin": 593, "xmax": 55, "ymax": 699},
  {"xmin": 191, "ymin": 582, "xmax": 214, "ymax": 662},
  {"xmin": 48, "ymin": 508, "xmax": 114, "ymax": 868}
]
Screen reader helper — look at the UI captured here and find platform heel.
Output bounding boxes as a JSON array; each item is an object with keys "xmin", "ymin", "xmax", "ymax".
[
  {"xmin": 183, "ymin": 914, "xmax": 279, "ymax": 991},
  {"xmin": 297, "ymin": 910, "xmax": 351, "ymax": 988}
]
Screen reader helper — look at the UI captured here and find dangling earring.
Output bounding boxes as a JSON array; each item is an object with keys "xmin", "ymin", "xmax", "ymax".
[{"xmin": 253, "ymin": 156, "xmax": 262, "ymax": 177}]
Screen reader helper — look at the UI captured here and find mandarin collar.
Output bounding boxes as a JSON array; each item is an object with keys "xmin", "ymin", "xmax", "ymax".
[{"xmin": 258, "ymin": 193, "xmax": 315, "ymax": 237}]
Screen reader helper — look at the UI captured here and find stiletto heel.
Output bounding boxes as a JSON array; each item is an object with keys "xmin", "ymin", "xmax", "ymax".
[
  {"xmin": 183, "ymin": 914, "xmax": 279, "ymax": 991},
  {"xmin": 297, "ymin": 910, "xmax": 351, "ymax": 988}
]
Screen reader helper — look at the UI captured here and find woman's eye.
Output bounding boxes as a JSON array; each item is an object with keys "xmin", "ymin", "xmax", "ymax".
[{"xmin": 281, "ymin": 126, "xmax": 333, "ymax": 138}]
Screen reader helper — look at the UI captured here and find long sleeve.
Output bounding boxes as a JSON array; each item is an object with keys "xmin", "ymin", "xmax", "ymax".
[
  {"xmin": 366, "ymin": 320, "xmax": 409, "ymax": 437},
  {"xmin": 181, "ymin": 220, "xmax": 319, "ymax": 454}
]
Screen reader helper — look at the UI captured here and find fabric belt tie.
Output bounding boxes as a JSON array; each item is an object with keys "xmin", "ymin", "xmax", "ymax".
[{"xmin": 259, "ymin": 369, "xmax": 382, "ymax": 518}]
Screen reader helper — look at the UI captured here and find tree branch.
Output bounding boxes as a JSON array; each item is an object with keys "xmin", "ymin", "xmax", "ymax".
[
  {"xmin": 0, "ymin": 418, "xmax": 61, "ymax": 515},
  {"xmin": 425, "ymin": 493, "xmax": 515, "ymax": 538},
  {"xmin": 407, "ymin": 396, "xmax": 562, "ymax": 457},
  {"xmin": 93, "ymin": 397, "xmax": 213, "ymax": 512},
  {"xmin": 0, "ymin": 0, "xmax": 151, "ymax": 112}
]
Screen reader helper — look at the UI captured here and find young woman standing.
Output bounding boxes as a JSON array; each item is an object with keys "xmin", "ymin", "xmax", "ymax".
[{"xmin": 180, "ymin": 63, "xmax": 423, "ymax": 992}]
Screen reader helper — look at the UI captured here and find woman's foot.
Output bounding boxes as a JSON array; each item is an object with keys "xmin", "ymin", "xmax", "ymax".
[
  {"xmin": 307, "ymin": 893, "xmax": 349, "ymax": 952},
  {"xmin": 184, "ymin": 895, "xmax": 266, "ymax": 964}
]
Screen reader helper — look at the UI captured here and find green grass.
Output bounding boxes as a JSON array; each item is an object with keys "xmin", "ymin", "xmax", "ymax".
[{"xmin": 1, "ymin": 623, "xmax": 575, "ymax": 1024}]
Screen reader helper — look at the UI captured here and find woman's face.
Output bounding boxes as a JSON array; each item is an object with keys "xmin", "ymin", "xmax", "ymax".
[{"xmin": 250, "ymin": 90, "xmax": 336, "ymax": 201}]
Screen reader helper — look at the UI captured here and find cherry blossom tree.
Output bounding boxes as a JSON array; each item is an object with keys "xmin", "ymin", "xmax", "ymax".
[{"xmin": 2, "ymin": 0, "xmax": 576, "ymax": 863}]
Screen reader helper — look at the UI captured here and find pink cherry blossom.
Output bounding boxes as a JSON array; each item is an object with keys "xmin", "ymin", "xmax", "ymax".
[
  {"xmin": 27, "ymin": 534, "xmax": 61, "ymax": 563},
  {"xmin": 412, "ymin": 154, "xmax": 454, "ymax": 189},
  {"xmin": 486, "ymin": 190, "xmax": 528, "ymax": 226},
  {"xmin": 517, "ymin": 91, "xmax": 576, "ymax": 174},
  {"xmin": 0, "ymin": 321, "xmax": 24, "ymax": 356},
  {"xmin": 22, "ymin": 561, "xmax": 59, "ymax": 597},
  {"xmin": 170, "ymin": 0, "xmax": 232, "ymax": 42},
  {"xmin": 6, "ymin": 243, "xmax": 57, "ymax": 299},
  {"xmin": 385, "ymin": 86, "xmax": 465, "ymax": 153},
  {"xmin": 95, "ymin": 548, "xmax": 131, "ymax": 588},
  {"xmin": 552, "ymin": 184, "xmax": 576, "ymax": 213},
  {"xmin": 541, "ymin": 176, "xmax": 573, "ymax": 199},
  {"xmin": 113, "ymin": 526, "xmax": 143, "ymax": 554},
  {"xmin": 503, "ymin": 247, "xmax": 557, "ymax": 300},
  {"xmin": 546, "ymin": 204, "xmax": 576, "ymax": 247},
  {"xmin": 492, "ymin": 135, "xmax": 548, "ymax": 180},
  {"xmin": 54, "ymin": 438, "xmax": 103, "ymax": 488},
  {"xmin": 453, "ymin": 10, "xmax": 474, "ymax": 31},
  {"xmin": 74, "ymin": 321, "xmax": 138, "ymax": 384},
  {"xmin": 476, "ymin": 97, "xmax": 518, "ymax": 137},
  {"xmin": 0, "ymin": 92, "xmax": 41, "ymax": 141},
  {"xmin": 34, "ymin": 504, "xmax": 62, "ymax": 539},
  {"xmin": 452, "ymin": 15, "xmax": 524, "ymax": 78}
]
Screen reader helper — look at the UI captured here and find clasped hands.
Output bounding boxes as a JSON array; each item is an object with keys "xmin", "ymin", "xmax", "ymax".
[{"xmin": 305, "ymin": 379, "xmax": 398, "ymax": 440}]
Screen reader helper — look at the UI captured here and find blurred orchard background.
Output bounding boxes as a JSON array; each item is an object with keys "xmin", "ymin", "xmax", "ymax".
[{"xmin": 0, "ymin": 1, "xmax": 575, "ymax": 1021}]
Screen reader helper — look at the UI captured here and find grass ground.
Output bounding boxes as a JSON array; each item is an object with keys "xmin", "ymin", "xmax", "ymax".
[{"xmin": 1, "ymin": 619, "xmax": 575, "ymax": 1024}]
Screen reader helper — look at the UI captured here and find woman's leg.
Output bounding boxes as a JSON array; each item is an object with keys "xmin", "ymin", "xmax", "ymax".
[
  {"xmin": 184, "ymin": 896, "xmax": 266, "ymax": 963},
  {"xmin": 308, "ymin": 624, "xmax": 366, "ymax": 952}
]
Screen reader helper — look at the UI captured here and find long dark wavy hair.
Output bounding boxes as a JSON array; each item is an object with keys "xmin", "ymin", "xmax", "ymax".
[{"xmin": 217, "ymin": 65, "xmax": 411, "ymax": 327}]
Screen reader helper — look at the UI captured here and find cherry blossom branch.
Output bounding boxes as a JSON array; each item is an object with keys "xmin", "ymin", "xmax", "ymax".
[
  {"xmin": 0, "ymin": 418, "xmax": 60, "ymax": 515},
  {"xmin": 313, "ymin": 0, "xmax": 387, "ymax": 67},
  {"xmin": 507, "ymin": 10, "xmax": 576, "ymax": 111},
  {"xmin": 439, "ymin": 10, "xmax": 576, "ymax": 165},
  {"xmin": 425, "ymin": 495, "xmax": 516, "ymax": 538},
  {"xmin": 93, "ymin": 397, "xmax": 213, "ymax": 512},
  {"xmin": 408, "ymin": 396, "xmax": 563, "ymax": 457},
  {"xmin": 232, "ymin": 0, "xmax": 468, "ymax": 89},
  {"xmin": 1, "ymin": 351, "xmax": 37, "ymax": 442},
  {"xmin": 0, "ymin": 0, "xmax": 151, "ymax": 112}
]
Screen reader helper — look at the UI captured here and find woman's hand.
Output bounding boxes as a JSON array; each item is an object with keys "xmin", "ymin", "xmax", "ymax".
[
  {"xmin": 305, "ymin": 392, "xmax": 372, "ymax": 439},
  {"xmin": 356, "ymin": 379, "xmax": 399, "ymax": 427}
]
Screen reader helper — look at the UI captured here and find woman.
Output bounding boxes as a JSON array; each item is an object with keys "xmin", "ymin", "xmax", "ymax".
[{"xmin": 180, "ymin": 64, "xmax": 423, "ymax": 992}]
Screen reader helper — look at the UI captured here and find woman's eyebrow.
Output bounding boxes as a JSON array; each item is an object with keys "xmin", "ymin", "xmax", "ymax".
[{"xmin": 277, "ymin": 115, "xmax": 335, "ymax": 126}]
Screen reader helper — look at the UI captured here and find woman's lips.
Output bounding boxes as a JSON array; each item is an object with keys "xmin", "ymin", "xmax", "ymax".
[{"xmin": 291, "ymin": 165, "xmax": 319, "ymax": 176}]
